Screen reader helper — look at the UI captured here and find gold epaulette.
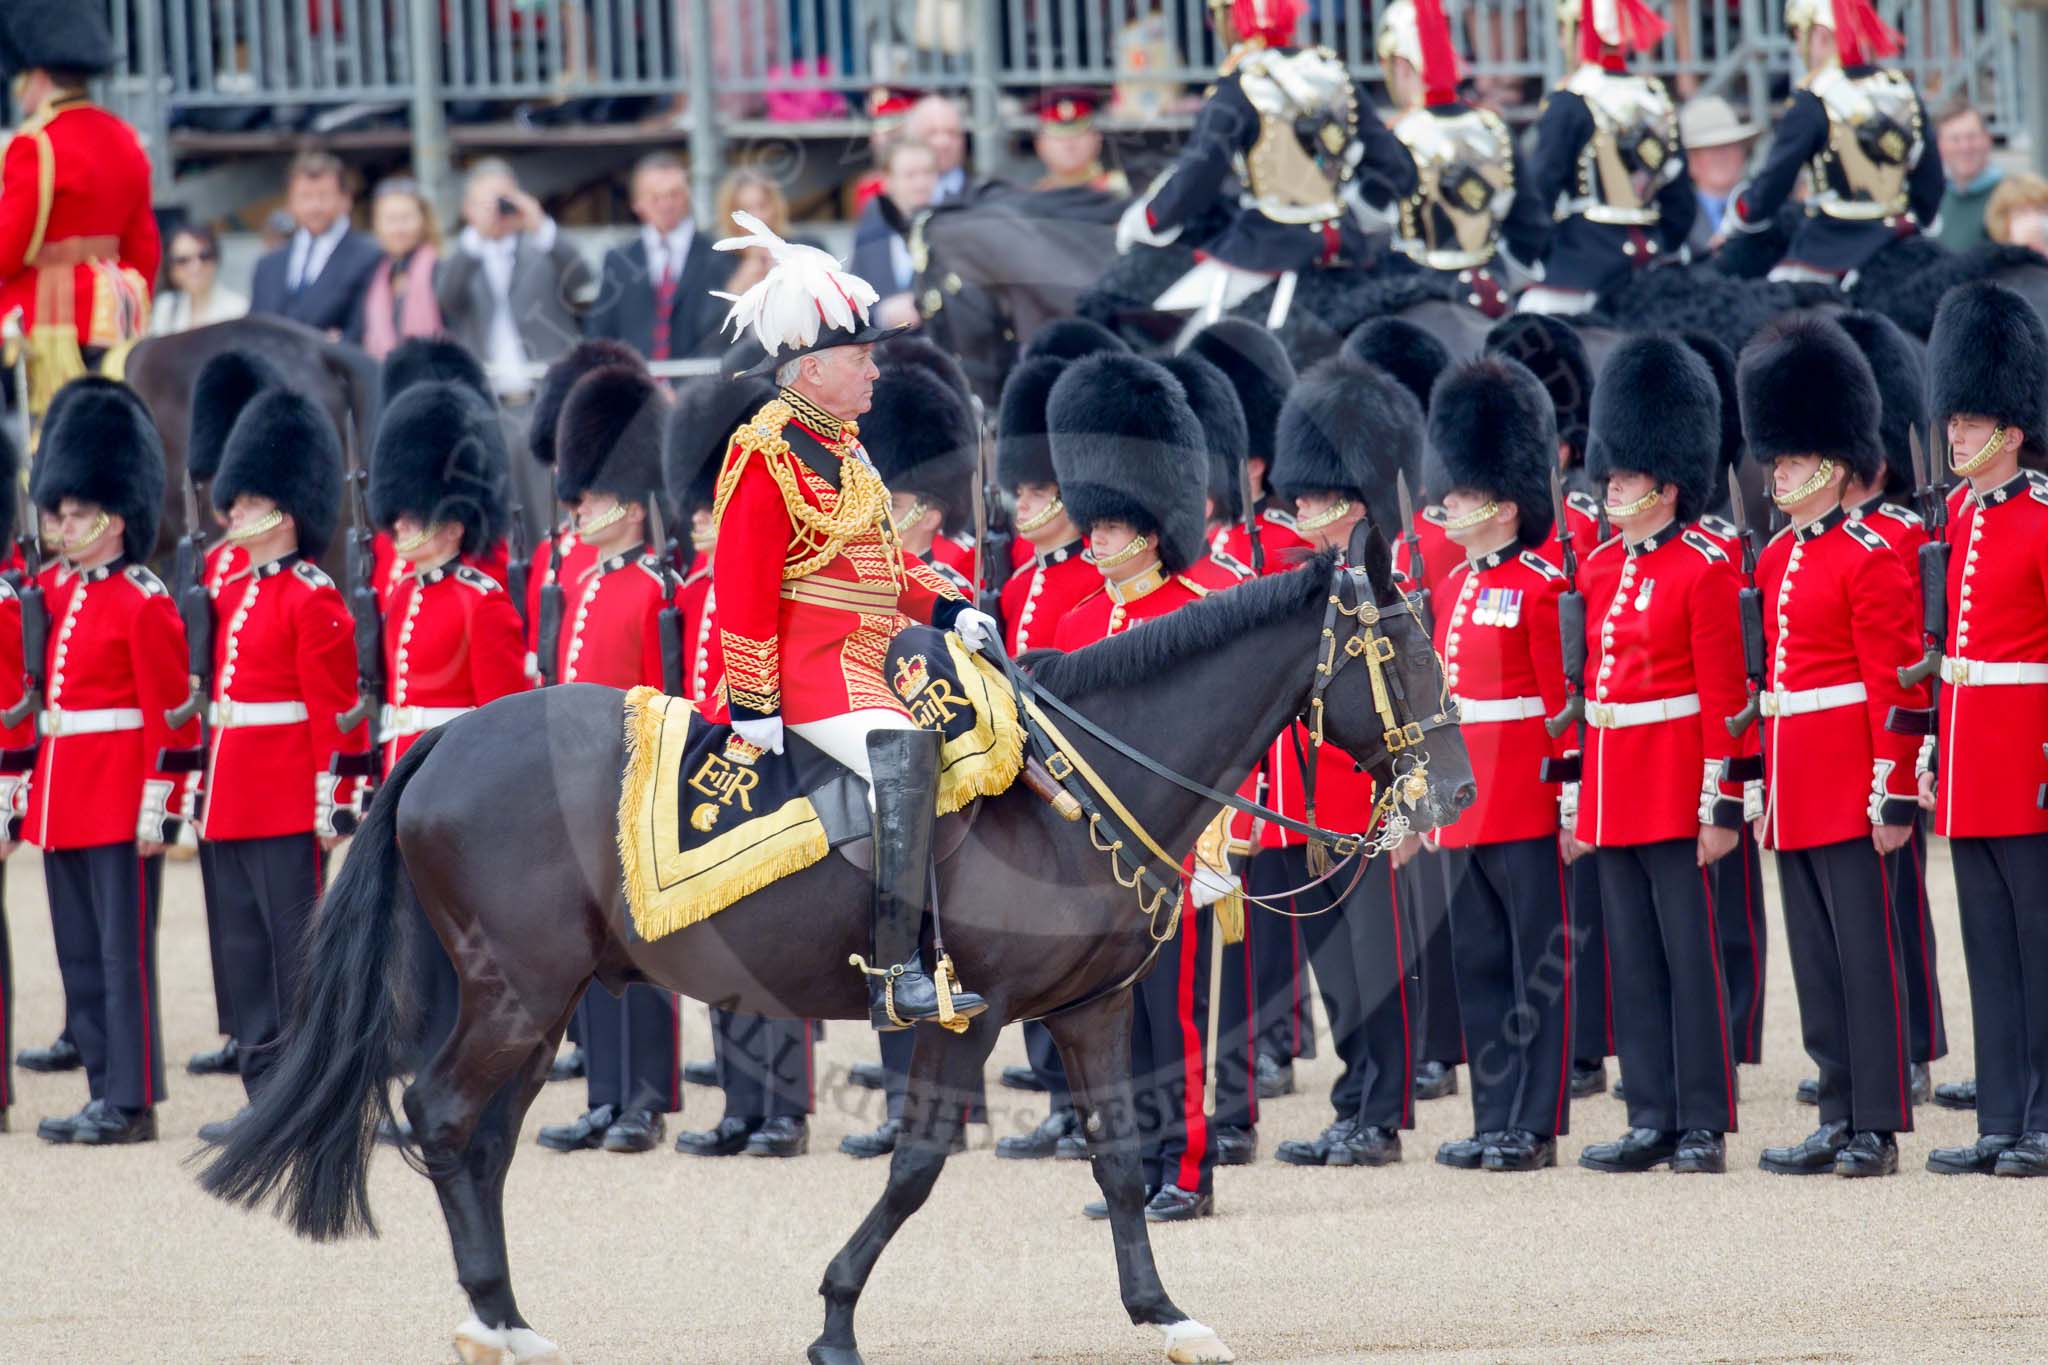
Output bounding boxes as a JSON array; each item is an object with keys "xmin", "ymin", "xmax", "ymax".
[{"xmin": 711, "ymin": 397, "xmax": 893, "ymax": 581}]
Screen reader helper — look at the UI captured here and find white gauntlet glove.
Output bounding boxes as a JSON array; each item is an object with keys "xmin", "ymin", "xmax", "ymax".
[
  {"xmin": 1190, "ymin": 864, "xmax": 1242, "ymax": 909},
  {"xmin": 952, "ymin": 608, "xmax": 1000, "ymax": 654},
  {"xmin": 732, "ymin": 716, "xmax": 785, "ymax": 755}
]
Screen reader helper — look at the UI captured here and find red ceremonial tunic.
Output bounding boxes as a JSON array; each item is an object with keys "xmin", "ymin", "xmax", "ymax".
[
  {"xmin": 200, "ymin": 556, "xmax": 368, "ymax": 840},
  {"xmin": 1051, "ymin": 564, "xmax": 1208, "ymax": 650},
  {"xmin": 1935, "ymin": 472, "xmax": 2048, "ymax": 839},
  {"xmin": 1212, "ymin": 505, "xmax": 1315, "ymax": 576},
  {"xmin": 710, "ymin": 390, "xmax": 966, "ymax": 724},
  {"xmin": 1850, "ymin": 494, "xmax": 1934, "ymax": 710},
  {"xmin": 1398, "ymin": 507, "xmax": 1462, "ymax": 603},
  {"xmin": 929, "ymin": 531, "xmax": 976, "ymax": 585},
  {"xmin": 523, "ymin": 527, "xmax": 600, "ymax": 652},
  {"xmin": 373, "ymin": 533, "xmax": 512, "ymax": 613},
  {"xmin": 1532, "ymin": 491, "xmax": 1602, "ymax": 568},
  {"xmin": 0, "ymin": 578, "xmax": 35, "ymax": 835},
  {"xmin": 1575, "ymin": 523, "xmax": 1748, "ymax": 847},
  {"xmin": 1182, "ymin": 547, "xmax": 1252, "ymax": 592},
  {"xmin": 0, "ymin": 97, "xmax": 159, "ymax": 351},
  {"xmin": 999, "ymin": 539, "xmax": 1096, "ymax": 654},
  {"xmin": 25, "ymin": 562, "xmax": 198, "ymax": 850},
  {"xmin": 380, "ymin": 560, "xmax": 528, "ymax": 773},
  {"xmin": 1433, "ymin": 546, "xmax": 1572, "ymax": 847},
  {"xmin": 555, "ymin": 551, "xmax": 676, "ymax": 688},
  {"xmin": 1754, "ymin": 508, "xmax": 1921, "ymax": 850},
  {"xmin": 679, "ymin": 564, "xmax": 722, "ymax": 711}
]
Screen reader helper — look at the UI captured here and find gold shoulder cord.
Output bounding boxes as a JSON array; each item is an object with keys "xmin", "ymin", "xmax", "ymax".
[{"xmin": 711, "ymin": 398, "xmax": 894, "ymax": 580}]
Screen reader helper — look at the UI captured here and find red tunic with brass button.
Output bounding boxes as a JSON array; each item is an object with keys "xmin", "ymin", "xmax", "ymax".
[
  {"xmin": 522, "ymin": 527, "xmax": 600, "ymax": 650},
  {"xmin": 1850, "ymin": 495, "xmax": 1933, "ymax": 709},
  {"xmin": 0, "ymin": 97, "xmax": 159, "ymax": 353},
  {"xmin": 1212, "ymin": 505, "xmax": 1315, "ymax": 576},
  {"xmin": 710, "ymin": 390, "xmax": 967, "ymax": 725},
  {"xmin": 380, "ymin": 561, "xmax": 528, "ymax": 773},
  {"xmin": 555, "ymin": 551, "xmax": 679, "ymax": 688},
  {"xmin": 373, "ymin": 534, "xmax": 512, "ymax": 613},
  {"xmin": 1182, "ymin": 546, "xmax": 1252, "ymax": 592},
  {"xmin": 1575, "ymin": 525, "xmax": 1748, "ymax": 847},
  {"xmin": 1753, "ymin": 510, "xmax": 1922, "ymax": 850},
  {"xmin": 1051, "ymin": 564, "xmax": 1208, "ymax": 651},
  {"xmin": 1936, "ymin": 472, "xmax": 2048, "ymax": 839},
  {"xmin": 680, "ymin": 562, "xmax": 724, "ymax": 714},
  {"xmin": 1433, "ymin": 546, "xmax": 1572, "ymax": 848},
  {"xmin": 0, "ymin": 575, "xmax": 34, "ymax": 835},
  {"xmin": 200, "ymin": 557, "xmax": 368, "ymax": 840},
  {"xmin": 999, "ymin": 539, "xmax": 1096, "ymax": 654},
  {"xmin": 25, "ymin": 564, "xmax": 198, "ymax": 849}
]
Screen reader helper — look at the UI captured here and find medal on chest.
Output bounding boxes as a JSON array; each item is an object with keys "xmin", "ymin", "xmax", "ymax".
[
  {"xmin": 1632, "ymin": 577, "xmax": 1655, "ymax": 614},
  {"xmin": 1472, "ymin": 586, "xmax": 1522, "ymax": 628}
]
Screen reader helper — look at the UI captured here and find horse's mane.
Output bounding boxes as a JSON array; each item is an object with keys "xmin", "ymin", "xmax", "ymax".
[{"xmin": 1024, "ymin": 550, "xmax": 1340, "ymax": 697}]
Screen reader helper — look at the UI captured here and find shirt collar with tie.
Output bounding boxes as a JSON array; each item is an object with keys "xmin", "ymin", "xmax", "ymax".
[
  {"xmin": 642, "ymin": 222, "xmax": 696, "ymax": 284},
  {"xmin": 288, "ymin": 218, "xmax": 350, "ymax": 292}
]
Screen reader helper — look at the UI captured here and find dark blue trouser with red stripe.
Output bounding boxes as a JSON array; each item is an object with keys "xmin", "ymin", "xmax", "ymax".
[
  {"xmin": 1571, "ymin": 851, "xmax": 1614, "ymax": 1066},
  {"xmin": 711, "ymin": 1008, "xmax": 815, "ymax": 1121},
  {"xmin": 211, "ymin": 833, "xmax": 326, "ymax": 1102},
  {"xmin": 1131, "ymin": 898, "xmax": 1216, "ymax": 1197},
  {"xmin": 1887, "ymin": 820, "xmax": 1947, "ymax": 1064},
  {"xmin": 1711, "ymin": 823, "xmax": 1768, "ymax": 1066},
  {"xmin": 1248, "ymin": 854, "xmax": 1315, "ymax": 1065},
  {"xmin": 581, "ymin": 982, "xmax": 682, "ymax": 1115},
  {"xmin": 1948, "ymin": 834, "xmax": 2048, "ymax": 1136},
  {"xmin": 1289, "ymin": 845, "xmax": 1414, "ymax": 1132},
  {"xmin": 45, "ymin": 845, "xmax": 166, "ymax": 1113}
]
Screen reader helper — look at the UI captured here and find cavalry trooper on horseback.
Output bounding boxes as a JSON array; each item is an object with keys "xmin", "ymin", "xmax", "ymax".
[
  {"xmin": 1521, "ymin": 0, "xmax": 1695, "ymax": 315},
  {"xmin": 1377, "ymin": 0, "xmax": 1548, "ymax": 317},
  {"xmin": 706, "ymin": 212, "xmax": 1000, "ymax": 1032},
  {"xmin": 0, "ymin": 0, "xmax": 159, "ymax": 428},
  {"xmin": 1114, "ymin": 0, "xmax": 1417, "ymax": 327},
  {"xmin": 1719, "ymin": 0, "xmax": 1942, "ymax": 287}
]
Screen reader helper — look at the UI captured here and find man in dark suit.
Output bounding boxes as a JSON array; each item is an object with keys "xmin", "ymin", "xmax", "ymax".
[
  {"xmin": 585, "ymin": 152, "xmax": 725, "ymax": 362},
  {"xmin": 247, "ymin": 151, "xmax": 383, "ymax": 343},
  {"xmin": 435, "ymin": 157, "xmax": 597, "ymax": 391}
]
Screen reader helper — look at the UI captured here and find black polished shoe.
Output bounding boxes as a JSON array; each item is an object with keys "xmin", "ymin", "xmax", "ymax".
[
  {"xmin": 673, "ymin": 1115, "xmax": 759, "ymax": 1156},
  {"xmin": 546, "ymin": 1045, "xmax": 585, "ymax": 1083},
  {"xmin": 1933, "ymin": 1077, "xmax": 1977, "ymax": 1111},
  {"xmin": 18, "ymin": 1037, "xmax": 81, "ymax": 1073},
  {"xmin": 1081, "ymin": 1193, "xmax": 1123, "ymax": 1221},
  {"xmin": 996, "ymin": 1108, "xmax": 1080, "ymax": 1160},
  {"xmin": 1836, "ymin": 1130, "xmax": 1899, "ymax": 1178},
  {"xmin": 1275, "ymin": 1119, "xmax": 1355, "ymax": 1167},
  {"xmin": 847, "ymin": 1060, "xmax": 887, "ymax": 1091},
  {"xmin": 1611, "ymin": 1077, "xmax": 1627, "ymax": 1104},
  {"xmin": 1927, "ymin": 1132, "xmax": 2017, "ymax": 1175},
  {"xmin": 36, "ymin": 1110, "xmax": 78, "ymax": 1143},
  {"xmin": 196, "ymin": 1108, "xmax": 252, "ymax": 1146},
  {"xmin": 1759, "ymin": 1120, "xmax": 1850, "ymax": 1175},
  {"xmin": 1795, "ymin": 1076, "xmax": 1820, "ymax": 1106},
  {"xmin": 1330, "ymin": 1124, "xmax": 1402, "ymax": 1167},
  {"xmin": 536, "ymin": 1104, "xmax": 618, "ymax": 1152},
  {"xmin": 601, "ymin": 1107, "xmax": 665, "ymax": 1153},
  {"xmin": 186, "ymin": 1039, "xmax": 239, "ymax": 1076},
  {"xmin": 1144, "ymin": 1184, "xmax": 1214, "ymax": 1222},
  {"xmin": 1482, "ymin": 1130, "xmax": 1557, "ymax": 1172},
  {"xmin": 1909, "ymin": 1063, "xmax": 1931, "ymax": 1106},
  {"xmin": 0, "ymin": 1107, "xmax": 8, "ymax": 1134},
  {"xmin": 841, "ymin": 1119, "xmax": 967, "ymax": 1158},
  {"xmin": 1435, "ymin": 1132, "xmax": 1501, "ymax": 1170},
  {"xmin": 1569, "ymin": 1060, "xmax": 1607, "ymax": 1098},
  {"xmin": 999, "ymin": 1065, "xmax": 1046, "ymax": 1092},
  {"xmin": 1055, "ymin": 1130, "xmax": 1090, "ymax": 1160},
  {"xmin": 745, "ymin": 1115, "xmax": 808, "ymax": 1157},
  {"xmin": 1214, "ymin": 1125, "xmax": 1257, "ymax": 1167},
  {"xmin": 1256, "ymin": 1053, "xmax": 1295, "ymax": 1099},
  {"xmin": 1578, "ymin": 1128, "xmax": 1679, "ymax": 1173},
  {"xmin": 1414, "ymin": 1060, "xmax": 1458, "ymax": 1101},
  {"xmin": 1672, "ymin": 1129, "xmax": 1726, "ymax": 1174},
  {"xmin": 681, "ymin": 1057, "xmax": 717, "ymax": 1088},
  {"xmin": 67, "ymin": 1099, "xmax": 157, "ymax": 1146},
  {"xmin": 1994, "ymin": 1131, "xmax": 2048, "ymax": 1178}
]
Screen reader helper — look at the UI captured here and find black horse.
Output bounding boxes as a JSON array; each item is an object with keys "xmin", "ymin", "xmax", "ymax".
[{"xmin": 200, "ymin": 531, "xmax": 1473, "ymax": 1365}]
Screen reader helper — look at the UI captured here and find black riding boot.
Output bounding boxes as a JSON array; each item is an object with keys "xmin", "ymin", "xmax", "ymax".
[{"xmin": 862, "ymin": 729, "xmax": 987, "ymax": 1031}]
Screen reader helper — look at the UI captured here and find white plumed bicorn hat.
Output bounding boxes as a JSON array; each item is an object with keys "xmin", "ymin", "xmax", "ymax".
[{"xmin": 712, "ymin": 211, "xmax": 911, "ymax": 378}]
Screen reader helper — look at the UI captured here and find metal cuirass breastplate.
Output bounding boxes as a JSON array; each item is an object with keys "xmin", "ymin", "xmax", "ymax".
[
  {"xmin": 1393, "ymin": 105, "xmax": 1516, "ymax": 269},
  {"xmin": 1562, "ymin": 66, "xmax": 1679, "ymax": 227},
  {"xmin": 1806, "ymin": 65, "xmax": 1921, "ymax": 221}
]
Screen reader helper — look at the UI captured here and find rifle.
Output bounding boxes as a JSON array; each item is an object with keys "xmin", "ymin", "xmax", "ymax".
[
  {"xmin": 1724, "ymin": 466, "xmax": 1767, "ymax": 738},
  {"xmin": 1887, "ymin": 426, "xmax": 1948, "ymax": 767},
  {"xmin": 164, "ymin": 476, "xmax": 215, "ymax": 731},
  {"xmin": 505, "ymin": 484, "xmax": 531, "ymax": 632},
  {"xmin": 0, "ymin": 477, "xmax": 44, "ymax": 736},
  {"xmin": 335, "ymin": 413, "xmax": 384, "ymax": 739},
  {"xmin": 1541, "ymin": 469, "xmax": 1586, "ymax": 783},
  {"xmin": 535, "ymin": 498, "xmax": 567, "ymax": 686},
  {"xmin": 970, "ymin": 395, "xmax": 1009, "ymax": 618},
  {"xmin": 1394, "ymin": 471, "xmax": 1433, "ymax": 634},
  {"xmin": 2, "ymin": 309, "xmax": 27, "ymax": 461},
  {"xmin": 647, "ymin": 499, "xmax": 686, "ymax": 697},
  {"xmin": 1238, "ymin": 451, "xmax": 1264, "ymax": 576}
]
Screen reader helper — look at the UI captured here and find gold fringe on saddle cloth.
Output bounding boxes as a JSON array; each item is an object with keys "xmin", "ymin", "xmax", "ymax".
[{"xmin": 616, "ymin": 634, "xmax": 1025, "ymax": 941}]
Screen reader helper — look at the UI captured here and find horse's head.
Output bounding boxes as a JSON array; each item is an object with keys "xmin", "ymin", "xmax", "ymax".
[
  {"xmin": 906, "ymin": 205, "xmax": 1018, "ymax": 410},
  {"xmin": 1311, "ymin": 520, "xmax": 1474, "ymax": 836}
]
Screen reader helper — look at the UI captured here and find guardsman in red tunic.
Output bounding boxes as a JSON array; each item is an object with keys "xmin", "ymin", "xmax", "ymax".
[
  {"xmin": 1919, "ymin": 284, "xmax": 2048, "ymax": 1176},
  {"xmin": 707, "ymin": 214, "xmax": 997, "ymax": 1037},
  {"xmin": 0, "ymin": 4, "xmax": 158, "ymax": 421},
  {"xmin": 1262, "ymin": 357, "xmax": 1425, "ymax": 1170},
  {"xmin": 1572, "ymin": 337, "xmax": 1747, "ymax": 1175},
  {"xmin": 1347, "ymin": 319, "xmax": 1465, "ymax": 605},
  {"xmin": 193, "ymin": 377, "xmax": 365, "ymax": 1131},
  {"xmin": 1045, "ymin": 351, "xmax": 1219, "ymax": 1220},
  {"xmin": 1423, "ymin": 357, "xmax": 1577, "ymax": 1172},
  {"xmin": 27, "ymin": 381, "xmax": 197, "ymax": 1145},
  {"xmin": 1836, "ymin": 308, "xmax": 1946, "ymax": 1106},
  {"xmin": 859, "ymin": 360, "xmax": 980, "ymax": 599},
  {"xmin": 1737, "ymin": 316, "xmax": 1920, "ymax": 1177},
  {"xmin": 0, "ymin": 426, "xmax": 30, "ymax": 1132}
]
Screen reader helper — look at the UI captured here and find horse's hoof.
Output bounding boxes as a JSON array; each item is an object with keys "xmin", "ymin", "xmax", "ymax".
[
  {"xmin": 1159, "ymin": 1319, "xmax": 1235, "ymax": 1364},
  {"xmin": 505, "ymin": 1327, "xmax": 569, "ymax": 1364},
  {"xmin": 454, "ymin": 1316, "xmax": 509, "ymax": 1364},
  {"xmin": 804, "ymin": 1338, "xmax": 865, "ymax": 1365}
]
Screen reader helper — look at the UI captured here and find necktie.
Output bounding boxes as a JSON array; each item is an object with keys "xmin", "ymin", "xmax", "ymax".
[{"xmin": 650, "ymin": 246, "xmax": 678, "ymax": 362}]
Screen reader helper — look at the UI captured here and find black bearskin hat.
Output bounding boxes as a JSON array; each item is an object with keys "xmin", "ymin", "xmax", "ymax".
[
  {"xmin": 556, "ymin": 365, "xmax": 671, "ymax": 504},
  {"xmin": 1424, "ymin": 357, "xmax": 1558, "ymax": 549},
  {"xmin": 529, "ymin": 339, "xmax": 647, "ymax": 467},
  {"xmin": 1159, "ymin": 351, "xmax": 1250, "ymax": 521},
  {"xmin": 1834, "ymin": 309, "xmax": 1926, "ymax": 497},
  {"xmin": 1587, "ymin": 335, "xmax": 1720, "ymax": 524},
  {"xmin": 368, "ymin": 383, "xmax": 509, "ymax": 557},
  {"xmin": 1484, "ymin": 314, "xmax": 1592, "ymax": 462},
  {"xmin": 1737, "ymin": 314, "xmax": 1883, "ymax": 484},
  {"xmin": 1047, "ymin": 353, "xmax": 1208, "ymax": 574},
  {"xmin": 1271, "ymin": 357, "xmax": 1424, "ymax": 540},
  {"xmin": 1678, "ymin": 331, "xmax": 1743, "ymax": 490},
  {"xmin": 34, "ymin": 378, "xmax": 165, "ymax": 562},
  {"xmin": 382, "ymin": 336, "xmax": 491, "ymax": 409},
  {"xmin": 878, "ymin": 333, "xmax": 973, "ymax": 408},
  {"xmin": 666, "ymin": 376, "xmax": 774, "ymax": 521},
  {"xmin": 190, "ymin": 350, "xmax": 289, "ymax": 484},
  {"xmin": 1343, "ymin": 317, "xmax": 1451, "ymax": 419},
  {"xmin": 211, "ymin": 389, "xmax": 344, "ymax": 560},
  {"xmin": 1021, "ymin": 318, "xmax": 1129, "ymax": 364},
  {"xmin": 996, "ymin": 356, "xmax": 1064, "ymax": 491},
  {"xmin": 1186, "ymin": 318, "xmax": 1296, "ymax": 469},
  {"xmin": 0, "ymin": 1, "xmax": 114, "ymax": 77},
  {"xmin": 861, "ymin": 364, "xmax": 978, "ymax": 534},
  {"xmin": 1930, "ymin": 281, "xmax": 2048, "ymax": 441}
]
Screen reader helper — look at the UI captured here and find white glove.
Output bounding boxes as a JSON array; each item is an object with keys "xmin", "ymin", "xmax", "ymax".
[
  {"xmin": 732, "ymin": 715, "xmax": 785, "ymax": 755},
  {"xmin": 1190, "ymin": 864, "xmax": 1242, "ymax": 908},
  {"xmin": 952, "ymin": 607, "xmax": 1000, "ymax": 654},
  {"xmin": 1116, "ymin": 195, "xmax": 1181, "ymax": 254}
]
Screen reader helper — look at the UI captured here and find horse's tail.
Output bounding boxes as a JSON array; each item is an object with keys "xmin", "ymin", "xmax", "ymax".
[{"xmin": 197, "ymin": 726, "xmax": 445, "ymax": 1241}]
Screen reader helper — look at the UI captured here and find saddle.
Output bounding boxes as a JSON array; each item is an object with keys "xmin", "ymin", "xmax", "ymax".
[{"xmin": 617, "ymin": 628, "xmax": 1024, "ymax": 942}]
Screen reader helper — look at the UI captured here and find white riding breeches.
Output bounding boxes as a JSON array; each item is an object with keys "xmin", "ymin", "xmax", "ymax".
[
  {"xmin": 1517, "ymin": 285, "xmax": 1598, "ymax": 315},
  {"xmin": 788, "ymin": 709, "xmax": 920, "ymax": 793}
]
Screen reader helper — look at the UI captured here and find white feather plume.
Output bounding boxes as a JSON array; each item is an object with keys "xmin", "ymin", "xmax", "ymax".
[{"xmin": 711, "ymin": 210, "xmax": 881, "ymax": 359}]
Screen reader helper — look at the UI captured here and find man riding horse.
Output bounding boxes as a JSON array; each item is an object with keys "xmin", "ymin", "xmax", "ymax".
[{"xmin": 706, "ymin": 212, "xmax": 1002, "ymax": 1032}]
